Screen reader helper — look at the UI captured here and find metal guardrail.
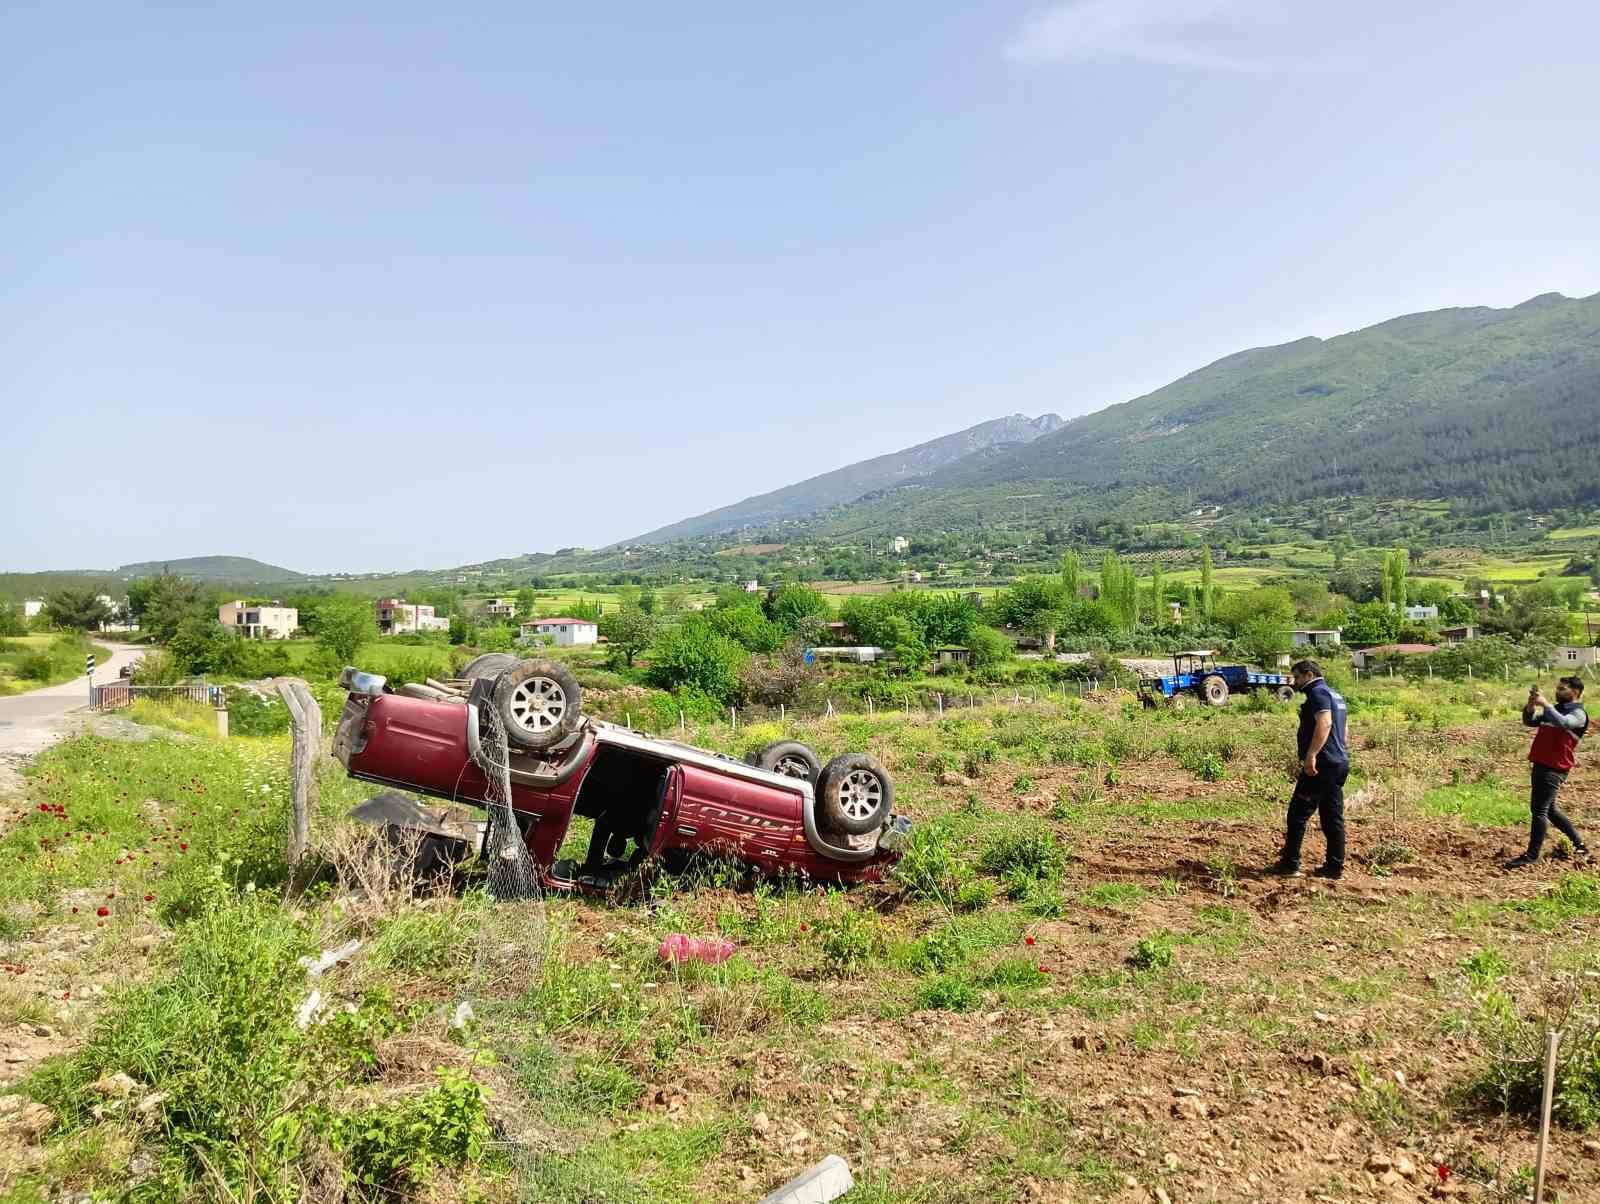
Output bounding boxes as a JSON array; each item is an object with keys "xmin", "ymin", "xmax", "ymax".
[{"xmin": 92, "ymin": 681, "xmax": 224, "ymax": 712}]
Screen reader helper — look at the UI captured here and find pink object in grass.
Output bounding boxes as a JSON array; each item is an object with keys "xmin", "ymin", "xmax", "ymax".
[{"xmin": 658, "ymin": 934, "xmax": 737, "ymax": 965}]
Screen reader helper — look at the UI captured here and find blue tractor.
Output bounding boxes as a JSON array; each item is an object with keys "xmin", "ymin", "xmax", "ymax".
[{"xmin": 1138, "ymin": 650, "xmax": 1295, "ymax": 710}]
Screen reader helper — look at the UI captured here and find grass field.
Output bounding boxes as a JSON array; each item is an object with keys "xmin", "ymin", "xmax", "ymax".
[
  {"xmin": 3, "ymin": 675, "xmax": 1599, "ymax": 1200},
  {"xmin": 0, "ymin": 635, "xmax": 115, "ymax": 697}
]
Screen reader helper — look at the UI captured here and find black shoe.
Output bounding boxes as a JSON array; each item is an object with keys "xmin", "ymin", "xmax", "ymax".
[
  {"xmin": 1575, "ymin": 845, "xmax": 1592, "ymax": 858},
  {"xmin": 1504, "ymin": 854, "xmax": 1538, "ymax": 870},
  {"xmin": 1311, "ymin": 865, "xmax": 1343, "ymax": 881},
  {"xmin": 1266, "ymin": 861, "xmax": 1303, "ymax": 878}
]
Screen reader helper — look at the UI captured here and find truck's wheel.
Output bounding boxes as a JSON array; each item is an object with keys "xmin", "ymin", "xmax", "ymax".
[
  {"xmin": 1201, "ymin": 675, "xmax": 1230, "ymax": 707},
  {"xmin": 753, "ymin": 740, "xmax": 822, "ymax": 785},
  {"xmin": 818, "ymin": 753, "xmax": 893, "ymax": 836},
  {"xmin": 1275, "ymin": 685, "xmax": 1296, "ymax": 704},
  {"xmin": 493, "ymin": 659, "xmax": 582, "ymax": 751},
  {"xmin": 459, "ymin": 652, "xmax": 520, "ymax": 682}
]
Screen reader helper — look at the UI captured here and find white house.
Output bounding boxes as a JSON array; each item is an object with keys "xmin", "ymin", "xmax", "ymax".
[
  {"xmin": 481, "ymin": 598, "xmax": 518, "ymax": 619},
  {"xmin": 892, "ymin": 536, "xmax": 909, "ymax": 554},
  {"xmin": 23, "ymin": 598, "xmax": 44, "ymax": 619},
  {"xmin": 376, "ymin": 598, "xmax": 449, "ymax": 635},
  {"xmin": 521, "ymin": 617, "xmax": 597, "ymax": 647},
  {"xmin": 742, "ymin": 580, "xmax": 759, "ymax": 593},
  {"xmin": 1403, "ymin": 604, "xmax": 1440, "ymax": 622},
  {"xmin": 1550, "ymin": 645, "xmax": 1600, "ymax": 669},
  {"xmin": 218, "ymin": 600, "xmax": 298, "ymax": 640}
]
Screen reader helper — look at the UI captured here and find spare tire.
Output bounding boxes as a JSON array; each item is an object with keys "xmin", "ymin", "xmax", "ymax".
[
  {"xmin": 493, "ymin": 659, "xmax": 582, "ymax": 751},
  {"xmin": 459, "ymin": 652, "xmax": 521, "ymax": 682},
  {"xmin": 753, "ymin": 740, "xmax": 822, "ymax": 785},
  {"xmin": 817, "ymin": 752, "xmax": 893, "ymax": 836}
]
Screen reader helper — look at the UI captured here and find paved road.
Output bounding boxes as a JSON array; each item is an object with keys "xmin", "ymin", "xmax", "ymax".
[{"xmin": 0, "ymin": 643, "xmax": 146, "ymax": 792}]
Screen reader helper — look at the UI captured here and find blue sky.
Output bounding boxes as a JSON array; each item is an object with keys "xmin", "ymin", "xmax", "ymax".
[{"xmin": 6, "ymin": 1, "xmax": 1598, "ymax": 574}]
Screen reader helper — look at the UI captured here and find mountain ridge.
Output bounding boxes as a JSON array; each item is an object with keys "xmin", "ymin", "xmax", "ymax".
[{"xmin": 623, "ymin": 412, "xmax": 1064, "ymax": 546}]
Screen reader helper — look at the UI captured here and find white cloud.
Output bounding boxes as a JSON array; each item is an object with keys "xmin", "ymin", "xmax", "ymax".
[{"xmin": 1007, "ymin": 0, "xmax": 1311, "ymax": 72}]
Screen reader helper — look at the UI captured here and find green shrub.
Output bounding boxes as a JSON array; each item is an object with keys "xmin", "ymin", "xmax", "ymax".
[
  {"xmin": 1461, "ymin": 947, "xmax": 1508, "ymax": 987},
  {"xmin": 916, "ymin": 975, "xmax": 979, "ymax": 1012},
  {"xmin": 1464, "ymin": 982, "xmax": 1600, "ymax": 1130},
  {"xmin": 893, "ymin": 824, "xmax": 959, "ymax": 904},
  {"xmin": 954, "ymin": 878, "xmax": 996, "ymax": 912},
  {"xmin": 321, "ymin": 1067, "xmax": 489, "ymax": 1194},
  {"xmin": 17, "ymin": 651, "xmax": 52, "ymax": 680},
  {"xmin": 907, "ymin": 926, "xmax": 968, "ymax": 975},
  {"xmin": 224, "ymin": 687, "xmax": 291, "ymax": 736},
  {"xmin": 1130, "ymin": 933, "xmax": 1175, "ymax": 971},
  {"xmin": 815, "ymin": 905, "xmax": 880, "ymax": 976},
  {"xmin": 980, "ymin": 827, "xmax": 1067, "ymax": 883}
]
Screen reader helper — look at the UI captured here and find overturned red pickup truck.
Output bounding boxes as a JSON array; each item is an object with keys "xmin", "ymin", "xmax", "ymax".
[{"xmin": 332, "ymin": 655, "xmax": 910, "ymax": 893}]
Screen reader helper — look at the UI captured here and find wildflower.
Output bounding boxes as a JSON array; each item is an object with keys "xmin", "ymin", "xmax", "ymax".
[
  {"xmin": 1038, "ymin": 964, "xmax": 1052, "ymax": 974},
  {"xmin": 96, "ymin": 906, "xmax": 109, "ymax": 917},
  {"xmin": 1024, "ymin": 935, "xmax": 1036, "ymax": 947},
  {"xmin": 144, "ymin": 893, "xmax": 154, "ymax": 902}
]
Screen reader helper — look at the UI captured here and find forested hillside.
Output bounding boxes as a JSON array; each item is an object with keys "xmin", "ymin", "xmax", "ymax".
[{"xmin": 799, "ymin": 291, "xmax": 1600, "ymax": 537}]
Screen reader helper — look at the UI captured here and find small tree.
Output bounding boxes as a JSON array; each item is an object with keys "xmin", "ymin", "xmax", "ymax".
[
  {"xmin": 1199, "ymin": 546, "xmax": 1215, "ymax": 619},
  {"xmin": 313, "ymin": 595, "xmax": 377, "ymax": 665},
  {"xmin": 599, "ymin": 608, "xmax": 657, "ymax": 668},
  {"xmin": 44, "ymin": 588, "xmax": 111, "ymax": 631},
  {"xmin": 0, "ymin": 600, "xmax": 23, "ymax": 637},
  {"xmin": 515, "ymin": 586, "xmax": 537, "ymax": 619},
  {"xmin": 966, "ymin": 625, "xmax": 1013, "ymax": 671},
  {"xmin": 647, "ymin": 615, "xmax": 749, "ymax": 702}
]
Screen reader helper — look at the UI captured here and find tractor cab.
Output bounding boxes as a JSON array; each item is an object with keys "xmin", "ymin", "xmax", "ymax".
[{"xmin": 1171, "ymin": 650, "xmax": 1218, "ymax": 677}]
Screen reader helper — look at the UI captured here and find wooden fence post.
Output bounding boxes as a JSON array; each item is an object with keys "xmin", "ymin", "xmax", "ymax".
[
  {"xmin": 274, "ymin": 678, "xmax": 322, "ymax": 871},
  {"xmin": 1534, "ymin": 1028, "xmax": 1562, "ymax": 1203}
]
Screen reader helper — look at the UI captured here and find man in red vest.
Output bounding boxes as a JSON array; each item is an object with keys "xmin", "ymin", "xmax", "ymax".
[{"xmin": 1505, "ymin": 675, "xmax": 1590, "ymax": 868}]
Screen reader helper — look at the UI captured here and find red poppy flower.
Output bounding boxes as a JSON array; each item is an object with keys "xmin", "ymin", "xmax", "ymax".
[
  {"xmin": 1038, "ymin": 964, "xmax": 1052, "ymax": 973},
  {"xmin": 1024, "ymin": 935, "xmax": 1036, "ymax": 946},
  {"xmin": 96, "ymin": 906, "xmax": 109, "ymax": 917},
  {"xmin": 1437, "ymin": 1166, "xmax": 1451, "ymax": 1182},
  {"xmin": 144, "ymin": 893, "xmax": 154, "ymax": 902}
]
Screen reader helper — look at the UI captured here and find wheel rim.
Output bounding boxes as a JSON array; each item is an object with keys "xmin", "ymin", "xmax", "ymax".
[
  {"xmin": 837, "ymin": 769, "xmax": 883, "ymax": 822},
  {"xmin": 774, "ymin": 755, "xmax": 812, "ymax": 779},
  {"xmin": 508, "ymin": 676, "xmax": 567, "ymax": 735}
]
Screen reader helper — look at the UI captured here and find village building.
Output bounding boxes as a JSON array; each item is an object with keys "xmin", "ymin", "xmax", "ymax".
[
  {"xmin": 218, "ymin": 600, "xmax": 298, "ymax": 640},
  {"xmin": 520, "ymin": 617, "xmax": 598, "ymax": 647},
  {"xmin": 375, "ymin": 598, "xmax": 449, "ymax": 635}
]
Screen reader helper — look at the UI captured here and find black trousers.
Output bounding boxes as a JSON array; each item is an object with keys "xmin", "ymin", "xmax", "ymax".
[
  {"xmin": 1282, "ymin": 761, "xmax": 1349, "ymax": 871},
  {"xmin": 1527, "ymin": 764, "xmax": 1585, "ymax": 858}
]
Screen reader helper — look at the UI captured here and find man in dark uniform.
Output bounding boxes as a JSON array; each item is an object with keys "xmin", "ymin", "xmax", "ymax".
[
  {"xmin": 1505, "ymin": 675, "xmax": 1590, "ymax": 868},
  {"xmin": 1268, "ymin": 658, "xmax": 1350, "ymax": 880}
]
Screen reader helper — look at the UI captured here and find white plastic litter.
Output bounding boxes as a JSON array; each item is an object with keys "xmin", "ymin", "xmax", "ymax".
[
  {"xmin": 298, "ymin": 939, "xmax": 361, "ymax": 977},
  {"xmin": 294, "ymin": 989, "xmax": 324, "ymax": 1030},
  {"xmin": 451, "ymin": 1000, "xmax": 475, "ymax": 1029},
  {"xmin": 756, "ymin": 1155, "xmax": 854, "ymax": 1204}
]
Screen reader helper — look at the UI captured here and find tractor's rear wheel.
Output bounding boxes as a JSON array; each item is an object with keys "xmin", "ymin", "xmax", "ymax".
[
  {"xmin": 1275, "ymin": 685, "xmax": 1296, "ymax": 704},
  {"xmin": 1201, "ymin": 675, "xmax": 1230, "ymax": 707}
]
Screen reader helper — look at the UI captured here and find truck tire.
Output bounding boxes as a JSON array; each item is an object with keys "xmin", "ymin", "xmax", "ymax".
[
  {"xmin": 459, "ymin": 652, "xmax": 521, "ymax": 682},
  {"xmin": 1275, "ymin": 685, "xmax": 1295, "ymax": 704},
  {"xmin": 1201, "ymin": 675, "xmax": 1230, "ymax": 707},
  {"xmin": 752, "ymin": 740, "xmax": 822, "ymax": 785},
  {"xmin": 817, "ymin": 753, "xmax": 893, "ymax": 836},
  {"xmin": 493, "ymin": 659, "xmax": 582, "ymax": 752}
]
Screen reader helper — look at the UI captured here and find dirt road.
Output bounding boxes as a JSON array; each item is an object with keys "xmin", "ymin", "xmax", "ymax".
[{"xmin": 0, "ymin": 643, "xmax": 145, "ymax": 794}]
